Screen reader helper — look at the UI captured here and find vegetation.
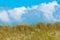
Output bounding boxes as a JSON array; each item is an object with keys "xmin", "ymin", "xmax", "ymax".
[{"xmin": 0, "ymin": 22, "xmax": 60, "ymax": 40}]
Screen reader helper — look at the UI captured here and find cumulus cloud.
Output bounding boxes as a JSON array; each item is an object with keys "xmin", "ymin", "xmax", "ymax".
[
  {"xmin": 0, "ymin": 1, "xmax": 60, "ymax": 25},
  {"xmin": 39, "ymin": 1, "xmax": 58, "ymax": 21},
  {"xmin": 8, "ymin": 6, "xmax": 26, "ymax": 21},
  {"xmin": 0, "ymin": 7, "xmax": 27, "ymax": 25},
  {"xmin": 0, "ymin": 10, "xmax": 10, "ymax": 22}
]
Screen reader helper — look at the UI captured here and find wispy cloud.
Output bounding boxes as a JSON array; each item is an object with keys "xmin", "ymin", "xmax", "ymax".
[{"xmin": 0, "ymin": 1, "xmax": 60, "ymax": 25}]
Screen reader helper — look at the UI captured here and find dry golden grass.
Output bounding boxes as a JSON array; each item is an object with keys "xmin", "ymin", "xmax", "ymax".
[{"xmin": 0, "ymin": 22, "xmax": 60, "ymax": 40}]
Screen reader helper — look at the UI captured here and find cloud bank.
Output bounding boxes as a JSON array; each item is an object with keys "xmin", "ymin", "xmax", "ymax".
[{"xmin": 0, "ymin": 1, "xmax": 60, "ymax": 25}]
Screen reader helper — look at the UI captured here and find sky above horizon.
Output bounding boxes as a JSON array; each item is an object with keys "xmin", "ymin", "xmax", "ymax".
[
  {"xmin": 0, "ymin": 0, "xmax": 60, "ymax": 25},
  {"xmin": 0, "ymin": 0, "xmax": 55, "ymax": 7},
  {"xmin": 0, "ymin": 0, "xmax": 60, "ymax": 7}
]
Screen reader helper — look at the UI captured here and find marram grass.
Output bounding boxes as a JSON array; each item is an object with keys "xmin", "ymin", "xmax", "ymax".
[{"xmin": 0, "ymin": 22, "xmax": 60, "ymax": 40}]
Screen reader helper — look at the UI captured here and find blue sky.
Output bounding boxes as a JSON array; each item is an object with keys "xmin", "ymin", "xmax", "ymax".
[
  {"xmin": 0, "ymin": 0, "xmax": 59, "ymax": 7},
  {"xmin": 0, "ymin": 0, "xmax": 60, "ymax": 25}
]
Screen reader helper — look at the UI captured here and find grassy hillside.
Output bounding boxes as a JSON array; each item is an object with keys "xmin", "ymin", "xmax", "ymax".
[{"xmin": 0, "ymin": 22, "xmax": 60, "ymax": 40}]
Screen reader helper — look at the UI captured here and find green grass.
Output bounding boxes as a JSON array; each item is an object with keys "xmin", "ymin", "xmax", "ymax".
[{"xmin": 0, "ymin": 22, "xmax": 60, "ymax": 40}]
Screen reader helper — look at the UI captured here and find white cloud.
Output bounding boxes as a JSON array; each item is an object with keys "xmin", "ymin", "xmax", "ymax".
[
  {"xmin": 23, "ymin": 1, "xmax": 60, "ymax": 22},
  {"xmin": 8, "ymin": 6, "xmax": 26, "ymax": 21},
  {"xmin": 0, "ymin": 10, "xmax": 10, "ymax": 22},
  {"xmin": 0, "ymin": 6, "xmax": 27, "ymax": 25},
  {"xmin": 39, "ymin": 1, "xmax": 58, "ymax": 20},
  {"xmin": 0, "ymin": 1, "xmax": 60, "ymax": 25}
]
